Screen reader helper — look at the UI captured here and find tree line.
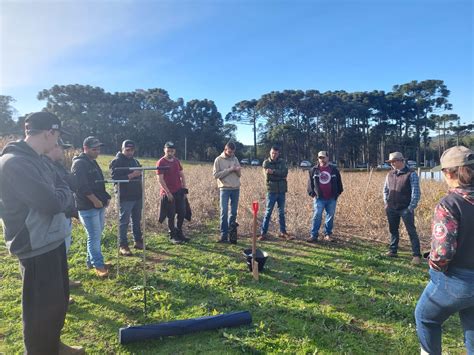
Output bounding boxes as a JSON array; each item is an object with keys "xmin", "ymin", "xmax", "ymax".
[{"xmin": 1, "ymin": 80, "xmax": 472, "ymax": 165}]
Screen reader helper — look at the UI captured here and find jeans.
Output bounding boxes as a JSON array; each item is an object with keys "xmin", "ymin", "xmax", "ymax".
[
  {"xmin": 261, "ymin": 192, "xmax": 286, "ymax": 235},
  {"xmin": 119, "ymin": 198, "xmax": 143, "ymax": 247},
  {"xmin": 386, "ymin": 207, "xmax": 421, "ymax": 256},
  {"xmin": 415, "ymin": 268, "xmax": 474, "ymax": 354},
  {"xmin": 79, "ymin": 207, "xmax": 106, "ymax": 268},
  {"xmin": 310, "ymin": 198, "xmax": 337, "ymax": 239},
  {"xmin": 219, "ymin": 189, "xmax": 240, "ymax": 240}
]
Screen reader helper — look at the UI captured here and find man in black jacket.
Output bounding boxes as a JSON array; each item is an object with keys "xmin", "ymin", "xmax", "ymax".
[
  {"xmin": 109, "ymin": 140, "xmax": 143, "ymax": 256},
  {"xmin": 71, "ymin": 136, "xmax": 111, "ymax": 278},
  {"xmin": 307, "ymin": 151, "xmax": 343, "ymax": 243},
  {"xmin": 0, "ymin": 112, "xmax": 83, "ymax": 354}
]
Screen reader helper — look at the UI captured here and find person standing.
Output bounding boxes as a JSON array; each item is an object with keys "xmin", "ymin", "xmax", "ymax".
[
  {"xmin": 109, "ymin": 140, "xmax": 143, "ymax": 256},
  {"xmin": 0, "ymin": 112, "xmax": 84, "ymax": 354},
  {"xmin": 383, "ymin": 152, "xmax": 422, "ymax": 264},
  {"xmin": 71, "ymin": 136, "xmax": 111, "ymax": 277},
  {"xmin": 415, "ymin": 146, "xmax": 474, "ymax": 354},
  {"xmin": 213, "ymin": 141, "xmax": 241, "ymax": 244},
  {"xmin": 259, "ymin": 146, "xmax": 292, "ymax": 241},
  {"xmin": 307, "ymin": 151, "xmax": 343, "ymax": 243},
  {"xmin": 156, "ymin": 141, "xmax": 189, "ymax": 244}
]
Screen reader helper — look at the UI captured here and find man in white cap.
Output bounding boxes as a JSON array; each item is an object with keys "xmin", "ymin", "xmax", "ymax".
[
  {"xmin": 383, "ymin": 152, "xmax": 422, "ymax": 264},
  {"xmin": 307, "ymin": 150, "xmax": 343, "ymax": 243}
]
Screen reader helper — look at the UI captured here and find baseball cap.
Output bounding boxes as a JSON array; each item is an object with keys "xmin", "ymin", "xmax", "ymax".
[
  {"xmin": 83, "ymin": 136, "xmax": 104, "ymax": 148},
  {"xmin": 25, "ymin": 111, "xmax": 70, "ymax": 135},
  {"xmin": 431, "ymin": 146, "xmax": 474, "ymax": 172},
  {"xmin": 318, "ymin": 151, "xmax": 329, "ymax": 158},
  {"xmin": 164, "ymin": 141, "xmax": 175, "ymax": 148},
  {"xmin": 122, "ymin": 140, "xmax": 136, "ymax": 149},
  {"xmin": 386, "ymin": 152, "xmax": 405, "ymax": 162}
]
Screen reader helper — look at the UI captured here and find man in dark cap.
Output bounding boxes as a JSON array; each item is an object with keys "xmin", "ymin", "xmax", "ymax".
[
  {"xmin": 0, "ymin": 112, "xmax": 84, "ymax": 353},
  {"xmin": 71, "ymin": 136, "xmax": 111, "ymax": 277},
  {"xmin": 109, "ymin": 140, "xmax": 144, "ymax": 256},
  {"xmin": 156, "ymin": 141, "xmax": 189, "ymax": 244}
]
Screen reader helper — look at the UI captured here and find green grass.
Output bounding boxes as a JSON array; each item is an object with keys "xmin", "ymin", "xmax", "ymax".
[{"xmin": 0, "ymin": 222, "xmax": 466, "ymax": 354}]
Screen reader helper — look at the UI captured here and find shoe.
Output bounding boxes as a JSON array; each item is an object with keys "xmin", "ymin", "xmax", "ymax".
[
  {"xmin": 95, "ymin": 267, "xmax": 109, "ymax": 278},
  {"xmin": 306, "ymin": 236, "xmax": 318, "ymax": 243},
  {"xmin": 176, "ymin": 230, "xmax": 190, "ymax": 243},
  {"xmin": 69, "ymin": 280, "xmax": 81, "ymax": 288},
  {"xmin": 258, "ymin": 234, "xmax": 268, "ymax": 241},
  {"xmin": 323, "ymin": 235, "xmax": 333, "ymax": 242},
  {"xmin": 59, "ymin": 342, "xmax": 85, "ymax": 355},
  {"xmin": 411, "ymin": 256, "xmax": 422, "ymax": 265},
  {"xmin": 279, "ymin": 232, "xmax": 295, "ymax": 240},
  {"xmin": 68, "ymin": 297, "xmax": 75, "ymax": 305},
  {"xmin": 119, "ymin": 246, "xmax": 133, "ymax": 256},
  {"xmin": 133, "ymin": 240, "xmax": 144, "ymax": 250},
  {"xmin": 168, "ymin": 230, "xmax": 183, "ymax": 245},
  {"xmin": 386, "ymin": 251, "xmax": 398, "ymax": 257}
]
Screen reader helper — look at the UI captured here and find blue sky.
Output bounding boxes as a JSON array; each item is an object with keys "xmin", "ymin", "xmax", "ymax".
[{"xmin": 1, "ymin": 0, "xmax": 472, "ymax": 144}]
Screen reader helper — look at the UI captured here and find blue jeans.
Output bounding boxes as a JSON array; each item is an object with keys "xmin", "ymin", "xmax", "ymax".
[
  {"xmin": 79, "ymin": 207, "xmax": 106, "ymax": 268},
  {"xmin": 219, "ymin": 189, "xmax": 240, "ymax": 240},
  {"xmin": 119, "ymin": 199, "xmax": 143, "ymax": 247},
  {"xmin": 261, "ymin": 192, "xmax": 286, "ymax": 235},
  {"xmin": 386, "ymin": 207, "xmax": 421, "ymax": 256},
  {"xmin": 310, "ymin": 198, "xmax": 337, "ymax": 239},
  {"xmin": 415, "ymin": 268, "xmax": 474, "ymax": 354}
]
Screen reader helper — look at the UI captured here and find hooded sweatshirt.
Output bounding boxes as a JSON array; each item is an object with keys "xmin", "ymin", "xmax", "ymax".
[
  {"xmin": 213, "ymin": 152, "xmax": 241, "ymax": 189},
  {"xmin": 429, "ymin": 186, "xmax": 474, "ymax": 271},
  {"xmin": 0, "ymin": 140, "xmax": 74, "ymax": 259}
]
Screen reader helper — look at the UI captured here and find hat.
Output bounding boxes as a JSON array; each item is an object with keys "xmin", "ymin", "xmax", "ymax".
[
  {"xmin": 25, "ymin": 111, "xmax": 69, "ymax": 134},
  {"xmin": 386, "ymin": 152, "xmax": 405, "ymax": 162},
  {"xmin": 122, "ymin": 140, "xmax": 136, "ymax": 149},
  {"xmin": 317, "ymin": 151, "xmax": 329, "ymax": 158},
  {"xmin": 83, "ymin": 136, "xmax": 104, "ymax": 148},
  {"xmin": 58, "ymin": 138, "xmax": 72, "ymax": 149},
  {"xmin": 164, "ymin": 141, "xmax": 175, "ymax": 149},
  {"xmin": 432, "ymin": 146, "xmax": 474, "ymax": 172}
]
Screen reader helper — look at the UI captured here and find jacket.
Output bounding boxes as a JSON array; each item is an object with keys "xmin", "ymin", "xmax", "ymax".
[
  {"xmin": 0, "ymin": 140, "xmax": 74, "ymax": 259},
  {"xmin": 109, "ymin": 152, "xmax": 142, "ymax": 201},
  {"xmin": 213, "ymin": 152, "xmax": 241, "ymax": 189},
  {"xmin": 71, "ymin": 153, "xmax": 111, "ymax": 210},
  {"xmin": 307, "ymin": 164, "xmax": 343, "ymax": 199},
  {"xmin": 262, "ymin": 157, "xmax": 288, "ymax": 193}
]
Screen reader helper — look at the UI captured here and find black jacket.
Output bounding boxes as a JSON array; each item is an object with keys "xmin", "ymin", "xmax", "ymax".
[
  {"xmin": 0, "ymin": 140, "xmax": 74, "ymax": 259},
  {"xmin": 109, "ymin": 152, "xmax": 142, "ymax": 201},
  {"xmin": 307, "ymin": 164, "xmax": 343, "ymax": 199},
  {"xmin": 71, "ymin": 153, "xmax": 111, "ymax": 210}
]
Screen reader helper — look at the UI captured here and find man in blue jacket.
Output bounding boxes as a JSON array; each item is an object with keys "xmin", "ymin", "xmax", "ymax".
[
  {"xmin": 0, "ymin": 112, "xmax": 83, "ymax": 354},
  {"xmin": 109, "ymin": 140, "xmax": 143, "ymax": 256}
]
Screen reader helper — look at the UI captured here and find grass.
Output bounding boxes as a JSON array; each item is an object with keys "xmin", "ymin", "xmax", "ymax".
[{"xmin": 0, "ymin": 222, "xmax": 466, "ymax": 354}]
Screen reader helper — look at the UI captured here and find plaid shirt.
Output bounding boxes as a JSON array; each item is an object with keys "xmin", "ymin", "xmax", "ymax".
[{"xmin": 383, "ymin": 168, "xmax": 420, "ymax": 210}]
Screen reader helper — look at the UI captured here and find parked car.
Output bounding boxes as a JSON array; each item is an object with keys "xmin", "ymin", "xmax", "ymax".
[
  {"xmin": 407, "ymin": 160, "xmax": 417, "ymax": 168},
  {"xmin": 300, "ymin": 160, "xmax": 312, "ymax": 169},
  {"xmin": 377, "ymin": 163, "xmax": 391, "ymax": 170},
  {"xmin": 250, "ymin": 159, "xmax": 261, "ymax": 166},
  {"xmin": 355, "ymin": 162, "xmax": 368, "ymax": 169},
  {"xmin": 240, "ymin": 158, "xmax": 250, "ymax": 165}
]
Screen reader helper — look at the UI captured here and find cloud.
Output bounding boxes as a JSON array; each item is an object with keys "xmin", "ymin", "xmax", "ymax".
[{"xmin": 0, "ymin": 0, "xmax": 208, "ymax": 90}]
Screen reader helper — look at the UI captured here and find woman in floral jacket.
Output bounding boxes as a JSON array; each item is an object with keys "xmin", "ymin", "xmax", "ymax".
[{"xmin": 415, "ymin": 146, "xmax": 474, "ymax": 355}]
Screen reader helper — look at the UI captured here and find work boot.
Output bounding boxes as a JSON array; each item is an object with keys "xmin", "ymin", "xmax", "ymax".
[
  {"xmin": 58, "ymin": 342, "xmax": 85, "ymax": 355},
  {"xmin": 95, "ymin": 266, "xmax": 109, "ymax": 278},
  {"xmin": 323, "ymin": 234, "xmax": 333, "ymax": 242},
  {"xmin": 176, "ymin": 229, "xmax": 190, "ymax": 242},
  {"xmin": 258, "ymin": 234, "xmax": 268, "ymax": 241},
  {"xmin": 279, "ymin": 232, "xmax": 295, "ymax": 240},
  {"xmin": 69, "ymin": 280, "xmax": 81, "ymax": 288},
  {"xmin": 306, "ymin": 236, "xmax": 318, "ymax": 243},
  {"xmin": 169, "ymin": 230, "xmax": 183, "ymax": 245},
  {"xmin": 133, "ymin": 240, "xmax": 144, "ymax": 250},
  {"xmin": 411, "ymin": 256, "xmax": 422, "ymax": 265},
  {"xmin": 385, "ymin": 251, "xmax": 398, "ymax": 258},
  {"xmin": 119, "ymin": 246, "xmax": 133, "ymax": 256}
]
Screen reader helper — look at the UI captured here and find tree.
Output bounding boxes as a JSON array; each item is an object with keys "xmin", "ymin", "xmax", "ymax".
[
  {"xmin": 0, "ymin": 95, "xmax": 17, "ymax": 135},
  {"xmin": 226, "ymin": 99, "xmax": 260, "ymax": 158}
]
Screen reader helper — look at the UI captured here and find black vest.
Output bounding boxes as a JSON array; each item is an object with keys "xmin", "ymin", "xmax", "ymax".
[{"xmin": 387, "ymin": 168, "xmax": 412, "ymax": 210}]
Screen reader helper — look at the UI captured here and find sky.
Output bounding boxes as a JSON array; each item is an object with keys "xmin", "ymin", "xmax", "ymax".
[{"xmin": 1, "ymin": 0, "xmax": 472, "ymax": 145}]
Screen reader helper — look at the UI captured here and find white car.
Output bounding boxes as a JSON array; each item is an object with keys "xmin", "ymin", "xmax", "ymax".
[
  {"xmin": 251, "ymin": 159, "xmax": 261, "ymax": 166},
  {"xmin": 300, "ymin": 160, "xmax": 312, "ymax": 169},
  {"xmin": 377, "ymin": 163, "xmax": 391, "ymax": 169}
]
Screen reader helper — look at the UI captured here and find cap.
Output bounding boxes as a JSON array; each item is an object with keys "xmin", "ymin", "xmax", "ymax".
[
  {"xmin": 386, "ymin": 152, "xmax": 405, "ymax": 162},
  {"xmin": 25, "ymin": 111, "xmax": 70, "ymax": 134},
  {"xmin": 164, "ymin": 141, "xmax": 175, "ymax": 149},
  {"xmin": 317, "ymin": 151, "xmax": 329, "ymax": 158},
  {"xmin": 58, "ymin": 138, "xmax": 73, "ymax": 149},
  {"xmin": 122, "ymin": 140, "xmax": 136, "ymax": 149},
  {"xmin": 431, "ymin": 145, "xmax": 474, "ymax": 172},
  {"xmin": 83, "ymin": 136, "xmax": 104, "ymax": 148}
]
